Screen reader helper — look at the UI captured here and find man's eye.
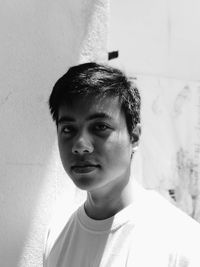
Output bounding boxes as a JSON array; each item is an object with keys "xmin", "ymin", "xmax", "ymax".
[
  {"xmin": 94, "ymin": 124, "xmax": 110, "ymax": 131},
  {"xmin": 62, "ymin": 126, "xmax": 74, "ymax": 134}
]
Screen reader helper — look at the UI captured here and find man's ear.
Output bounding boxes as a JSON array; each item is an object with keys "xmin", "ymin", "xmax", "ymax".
[{"xmin": 131, "ymin": 123, "xmax": 141, "ymax": 153}]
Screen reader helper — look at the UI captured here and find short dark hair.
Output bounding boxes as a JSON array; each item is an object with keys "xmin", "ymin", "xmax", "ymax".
[{"xmin": 49, "ymin": 62, "xmax": 141, "ymax": 139}]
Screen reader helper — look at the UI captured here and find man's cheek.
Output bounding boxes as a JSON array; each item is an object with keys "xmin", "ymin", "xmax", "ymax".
[
  {"xmin": 59, "ymin": 149, "xmax": 71, "ymax": 168},
  {"xmin": 105, "ymin": 142, "xmax": 126, "ymax": 160}
]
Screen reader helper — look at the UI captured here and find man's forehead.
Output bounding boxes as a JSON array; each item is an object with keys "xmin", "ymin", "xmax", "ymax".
[{"xmin": 58, "ymin": 95, "xmax": 123, "ymax": 121}]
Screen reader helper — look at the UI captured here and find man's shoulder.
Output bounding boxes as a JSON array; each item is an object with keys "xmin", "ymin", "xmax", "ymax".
[
  {"xmin": 131, "ymin": 187, "xmax": 200, "ymax": 265},
  {"xmin": 138, "ymin": 188, "xmax": 200, "ymax": 243}
]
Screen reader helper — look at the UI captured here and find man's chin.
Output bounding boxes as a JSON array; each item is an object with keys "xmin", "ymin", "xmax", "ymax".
[{"xmin": 70, "ymin": 174, "xmax": 98, "ymax": 190}]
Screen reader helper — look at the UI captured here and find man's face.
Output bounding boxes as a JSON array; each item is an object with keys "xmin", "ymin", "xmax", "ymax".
[{"xmin": 57, "ymin": 95, "xmax": 134, "ymax": 193}]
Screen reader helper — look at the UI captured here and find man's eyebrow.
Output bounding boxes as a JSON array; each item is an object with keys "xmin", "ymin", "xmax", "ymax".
[
  {"xmin": 57, "ymin": 116, "xmax": 75, "ymax": 124},
  {"xmin": 57, "ymin": 113, "xmax": 112, "ymax": 124},
  {"xmin": 86, "ymin": 113, "xmax": 112, "ymax": 121}
]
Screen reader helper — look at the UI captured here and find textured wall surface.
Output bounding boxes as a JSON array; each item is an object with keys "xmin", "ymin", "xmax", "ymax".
[
  {"xmin": 137, "ymin": 77, "xmax": 200, "ymax": 222},
  {"xmin": 109, "ymin": 0, "xmax": 200, "ymax": 81},
  {"xmin": 108, "ymin": 0, "xmax": 200, "ymax": 222},
  {"xmin": 0, "ymin": 1, "xmax": 108, "ymax": 266}
]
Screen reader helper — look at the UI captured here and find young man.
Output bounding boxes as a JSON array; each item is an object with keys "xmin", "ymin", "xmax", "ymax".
[{"xmin": 44, "ymin": 62, "xmax": 200, "ymax": 267}]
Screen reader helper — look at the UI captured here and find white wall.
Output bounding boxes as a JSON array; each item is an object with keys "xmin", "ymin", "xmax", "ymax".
[
  {"xmin": 0, "ymin": 0, "xmax": 108, "ymax": 266},
  {"xmin": 109, "ymin": 0, "xmax": 200, "ymax": 81},
  {"xmin": 108, "ymin": 0, "xmax": 200, "ymax": 221}
]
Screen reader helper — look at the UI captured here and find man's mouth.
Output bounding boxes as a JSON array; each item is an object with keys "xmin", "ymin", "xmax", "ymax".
[{"xmin": 71, "ymin": 163, "xmax": 100, "ymax": 174}]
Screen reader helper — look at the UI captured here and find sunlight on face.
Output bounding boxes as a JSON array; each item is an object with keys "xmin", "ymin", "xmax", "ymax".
[{"xmin": 57, "ymin": 95, "xmax": 134, "ymax": 193}]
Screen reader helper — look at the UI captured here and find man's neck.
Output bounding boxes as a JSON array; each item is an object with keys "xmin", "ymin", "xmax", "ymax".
[{"xmin": 84, "ymin": 178, "xmax": 134, "ymax": 220}]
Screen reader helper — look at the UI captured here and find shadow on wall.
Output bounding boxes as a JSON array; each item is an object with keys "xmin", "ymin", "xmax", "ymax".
[{"xmin": 0, "ymin": 0, "xmax": 89, "ymax": 266}]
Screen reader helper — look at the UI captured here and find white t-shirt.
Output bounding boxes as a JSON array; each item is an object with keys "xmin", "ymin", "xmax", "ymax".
[{"xmin": 44, "ymin": 184, "xmax": 200, "ymax": 267}]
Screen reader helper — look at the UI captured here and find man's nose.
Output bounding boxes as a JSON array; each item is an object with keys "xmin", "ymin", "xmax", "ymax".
[{"xmin": 72, "ymin": 133, "xmax": 94, "ymax": 155}]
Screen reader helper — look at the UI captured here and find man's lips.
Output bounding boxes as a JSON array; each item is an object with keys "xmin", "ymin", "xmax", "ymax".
[{"xmin": 71, "ymin": 163, "xmax": 100, "ymax": 174}]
